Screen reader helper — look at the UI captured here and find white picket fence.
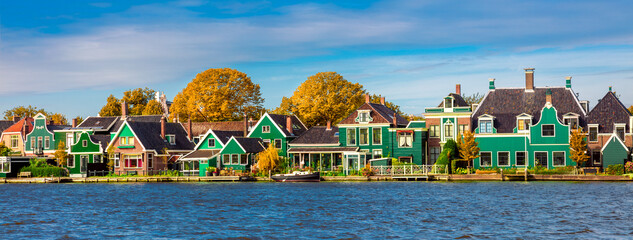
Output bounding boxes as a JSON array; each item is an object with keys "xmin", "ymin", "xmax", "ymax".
[{"xmin": 370, "ymin": 165, "xmax": 447, "ymax": 175}]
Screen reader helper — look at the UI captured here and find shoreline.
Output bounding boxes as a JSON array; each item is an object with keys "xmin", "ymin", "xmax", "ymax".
[{"xmin": 1, "ymin": 174, "xmax": 631, "ymax": 183}]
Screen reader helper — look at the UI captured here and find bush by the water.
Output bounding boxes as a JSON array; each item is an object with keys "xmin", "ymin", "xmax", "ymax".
[
  {"xmin": 606, "ymin": 164, "xmax": 624, "ymax": 175},
  {"xmin": 625, "ymin": 162, "xmax": 633, "ymax": 173},
  {"xmin": 20, "ymin": 159, "xmax": 67, "ymax": 177}
]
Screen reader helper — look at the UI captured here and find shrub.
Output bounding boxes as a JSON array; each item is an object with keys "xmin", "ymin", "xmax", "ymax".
[
  {"xmin": 361, "ymin": 165, "xmax": 373, "ymax": 177},
  {"xmin": 625, "ymin": 162, "xmax": 633, "ymax": 173},
  {"xmin": 20, "ymin": 159, "xmax": 68, "ymax": 177},
  {"xmin": 606, "ymin": 164, "xmax": 624, "ymax": 175}
]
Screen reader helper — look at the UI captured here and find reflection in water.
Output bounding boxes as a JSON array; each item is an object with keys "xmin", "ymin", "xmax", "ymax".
[{"xmin": 1, "ymin": 182, "xmax": 633, "ymax": 239}]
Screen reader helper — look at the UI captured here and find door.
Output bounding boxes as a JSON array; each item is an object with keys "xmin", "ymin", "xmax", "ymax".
[{"xmin": 80, "ymin": 155, "xmax": 89, "ymax": 173}]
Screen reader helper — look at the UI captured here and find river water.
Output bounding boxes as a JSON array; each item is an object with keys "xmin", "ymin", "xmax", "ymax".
[{"xmin": 1, "ymin": 182, "xmax": 633, "ymax": 239}]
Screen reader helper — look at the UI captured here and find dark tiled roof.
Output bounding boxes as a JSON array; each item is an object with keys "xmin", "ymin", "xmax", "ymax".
[
  {"xmin": 181, "ymin": 149, "xmax": 221, "ymax": 160},
  {"xmin": 0, "ymin": 121, "xmax": 15, "ymax": 133},
  {"xmin": 126, "ymin": 121, "xmax": 194, "ymax": 151},
  {"xmin": 3, "ymin": 118, "xmax": 33, "ymax": 134},
  {"xmin": 47, "ymin": 125, "xmax": 71, "ymax": 131},
  {"xmin": 339, "ymin": 103, "xmax": 409, "ymax": 126},
  {"xmin": 182, "ymin": 121, "xmax": 247, "ymax": 137},
  {"xmin": 267, "ymin": 114, "xmax": 307, "ymax": 137},
  {"xmin": 213, "ymin": 130, "xmax": 244, "ymax": 145},
  {"xmin": 472, "ymin": 87, "xmax": 586, "ymax": 133},
  {"xmin": 89, "ymin": 134, "xmax": 111, "ymax": 151},
  {"xmin": 436, "ymin": 93, "xmax": 470, "ymax": 107},
  {"xmin": 233, "ymin": 137, "xmax": 265, "ymax": 153},
  {"xmin": 111, "ymin": 115, "xmax": 163, "ymax": 133},
  {"xmin": 587, "ymin": 91, "xmax": 632, "ymax": 133},
  {"xmin": 288, "ymin": 147, "xmax": 358, "ymax": 153},
  {"xmin": 289, "ymin": 126, "xmax": 339, "ymax": 145},
  {"xmin": 77, "ymin": 116, "xmax": 119, "ymax": 131}
]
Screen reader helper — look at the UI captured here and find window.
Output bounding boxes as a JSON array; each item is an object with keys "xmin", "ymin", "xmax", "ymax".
[
  {"xmin": 0, "ymin": 158, "xmax": 10, "ymax": 173},
  {"xmin": 355, "ymin": 110, "xmax": 372, "ymax": 123},
  {"xmin": 372, "ymin": 149, "xmax": 382, "ymax": 159},
  {"xmin": 616, "ymin": 125, "xmax": 626, "ymax": 141},
  {"xmin": 542, "ymin": 125, "xmax": 555, "ymax": 137},
  {"xmin": 397, "ymin": 131, "xmax": 413, "ymax": 148},
  {"xmin": 359, "ymin": 128, "xmax": 369, "ymax": 145},
  {"xmin": 399, "ymin": 157, "xmax": 412, "ymax": 164},
  {"xmin": 430, "ymin": 147, "xmax": 440, "ymax": 164},
  {"xmin": 480, "ymin": 152, "xmax": 492, "ymax": 167},
  {"xmin": 262, "ymin": 139, "xmax": 271, "ymax": 148},
  {"xmin": 94, "ymin": 155, "xmax": 102, "ymax": 164},
  {"xmin": 240, "ymin": 154, "xmax": 248, "ymax": 165},
  {"xmin": 430, "ymin": 125, "xmax": 440, "ymax": 138},
  {"xmin": 444, "ymin": 124, "xmax": 454, "ymax": 138},
  {"xmin": 31, "ymin": 137, "xmax": 35, "ymax": 149},
  {"xmin": 223, "ymin": 155, "xmax": 230, "ymax": 165},
  {"xmin": 231, "ymin": 154, "xmax": 239, "ymax": 165},
  {"xmin": 44, "ymin": 137, "xmax": 50, "ymax": 149},
  {"xmin": 564, "ymin": 118, "xmax": 578, "ymax": 130},
  {"xmin": 111, "ymin": 153, "xmax": 120, "ymax": 168},
  {"xmin": 166, "ymin": 135, "xmax": 176, "ymax": 145},
  {"xmin": 262, "ymin": 125, "xmax": 270, "ymax": 133},
  {"xmin": 589, "ymin": 126, "xmax": 598, "ymax": 142},
  {"xmin": 201, "ymin": 160, "xmax": 208, "ymax": 164},
  {"xmin": 193, "ymin": 137, "xmax": 200, "ymax": 144},
  {"xmin": 444, "ymin": 98, "xmax": 453, "ymax": 108},
  {"xmin": 67, "ymin": 156, "xmax": 75, "ymax": 168},
  {"xmin": 535, "ymin": 152, "xmax": 548, "ymax": 167},
  {"xmin": 517, "ymin": 119, "xmax": 531, "ymax": 131},
  {"xmin": 37, "ymin": 137, "xmax": 43, "ymax": 150},
  {"xmin": 82, "ymin": 140, "xmax": 87, "ymax": 147},
  {"xmin": 124, "ymin": 154, "xmax": 142, "ymax": 168},
  {"xmin": 479, "ymin": 120, "xmax": 493, "ymax": 133},
  {"xmin": 274, "ymin": 139, "xmax": 282, "ymax": 148},
  {"xmin": 516, "ymin": 152, "xmax": 527, "ymax": 166},
  {"xmin": 372, "ymin": 128, "xmax": 381, "ymax": 145},
  {"xmin": 120, "ymin": 137, "xmax": 134, "ymax": 146},
  {"xmin": 458, "ymin": 125, "xmax": 469, "ymax": 136},
  {"xmin": 553, "ymin": 152, "xmax": 565, "ymax": 166},
  {"xmin": 207, "ymin": 139, "xmax": 215, "ymax": 148},
  {"xmin": 592, "ymin": 151, "xmax": 601, "ymax": 165},
  {"xmin": 346, "ymin": 128, "xmax": 356, "ymax": 145},
  {"xmin": 66, "ymin": 133, "xmax": 73, "ymax": 149},
  {"xmin": 10, "ymin": 135, "xmax": 18, "ymax": 148},
  {"xmin": 80, "ymin": 155, "xmax": 88, "ymax": 171},
  {"xmin": 147, "ymin": 153, "xmax": 153, "ymax": 168},
  {"xmin": 497, "ymin": 152, "xmax": 510, "ymax": 166}
]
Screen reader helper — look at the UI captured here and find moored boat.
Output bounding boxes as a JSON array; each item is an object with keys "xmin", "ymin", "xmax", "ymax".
[{"xmin": 272, "ymin": 171, "xmax": 320, "ymax": 182}]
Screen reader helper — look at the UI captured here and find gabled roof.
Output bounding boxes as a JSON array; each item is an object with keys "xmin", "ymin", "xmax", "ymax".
[
  {"xmin": 233, "ymin": 137, "xmax": 266, "ymax": 153},
  {"xmin": 77, "ymin": 116, "xmax": 119, "ymax": 131},
  {"xmin": 214, "ymin": 130, "xmax": 244, "ymax": 145},
  {"xmin": 472, "ymin": 87, "xmax": 586, "ymax": 133},
  {"xmin": 3, "ymin": 117, "xmax": 34, "ymax": 134},
  {"xmin": 266, "ymin": 114, "xmax": 307, "ymax": 137},
  {"xmin": 587, "ymin": 91, "xmax": 632, "ymax": 133},
  {"xmin": 47, "ymin": 125, "xmax": 71, "ymax": 131},
  {"xmin": 289, "ymin": 126, "xmax": 339, "ymax": 145},
  {"xmin": 436, "ymin": 93, "xmax": 470, "ymax": 108},
  {"xmin": 181, "ymin": 149, "xmax": 221, "ymax": 160},
  {"xmin": 0, "ymin": 121, "xmax": 16, "ymax": 133},
  {"xmin": 89, "ymin": 134, "xmax": 111, "ymax": 151},
  {"xmin": 110, "ymin": 115, "xmax": 163, "ymax": 133},
  {"xmin": 125, "ymin": 121, "xmax": 195, "ymax": 151},
  {"xmin": 182, "ymin": 121, "xmax": 246, "ymax": 137},
  {"xmin": 339, "ymin": 103, "xmax": 409, "ymax": 126}
]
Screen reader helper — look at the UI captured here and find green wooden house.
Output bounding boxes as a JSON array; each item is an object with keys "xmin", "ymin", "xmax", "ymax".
[
  {"xmin": 67, "ymin": 131, "xmax": 108, "ymax": 177},
  {"xmin": 247, "ymin": 113, "xmax": 307, "ymax": 157},
  {"xmin": 471, "ymin": 69, "xmax": 588, "ymax": 169},
  {"xmin": 586, "ymin": 89, "xmax": 632, "ymax": 169},
  {"xmin": 179, "ymin": 129, "xmax": 242, "ymax": 176},
  {"xmin": 600, "ymin": 135, "xmax": 629, "ymax": 168},
  {"xmin": 24, "ymin": 113, "xmax": 71, "ymax": 159},
  {"xmin": 218, "ymin": 137, "xmax": 265, "ymax": 172}
]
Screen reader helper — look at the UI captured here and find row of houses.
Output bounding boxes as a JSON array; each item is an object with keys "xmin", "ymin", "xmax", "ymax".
[{"xmin": 0, "ymin": 68, "xmax": 630, "ymax": 177}]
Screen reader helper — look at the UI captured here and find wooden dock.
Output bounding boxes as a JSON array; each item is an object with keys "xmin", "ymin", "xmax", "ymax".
[{"xmin": 1, "ymin": 176, "xmax": 253, "ymax": 184}]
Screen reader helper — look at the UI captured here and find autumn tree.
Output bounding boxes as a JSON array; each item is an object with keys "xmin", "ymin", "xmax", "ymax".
[
  {"xmin": 459, "ymin": 130, "xmax": 480, "ymax": 172},
  {"xmin": 74, "ymin": 116, "xmax": 84, "ymax": 126},
  {"xmin": 99, "ymin": 88, "xmax": 160, "ymax": 117},
  {"xmin": 256, "ymin": 144, "xmax": 280, "ymax": 179},
  {"xmin": 99, "ymin": 95, "xmax": 122, "ymax": 116},
  {"xmin": 628, "ymin": 105, "xmax": 633, "ymax": 115},
  {"xmin": 170, "ymin": 68, "xmax": 264, "ymax": 122},
  {"xmin": 49, "ymin": 113, "xmax": 68, "ymax": 125},
  {"xmin": 274, "ymin": 72, "xmax": 365, "ymax": 127},
  {"xmin": 463, "ymin": 92, "xmax": 484, "ymax": 105},
  {"xmin": 54, "ymin": 141, "xmax": 68, "ymax": 167},
  {"xmin": 570, "ymin": 127, "xmax": 589, "ymax": 171},
  {"xmin": 142, "ymin": 100, "xmax": 163, "ymax": 115},
  {"xmin": 3, "ymin": 105, "xmax": 48, "ymax": 120}
]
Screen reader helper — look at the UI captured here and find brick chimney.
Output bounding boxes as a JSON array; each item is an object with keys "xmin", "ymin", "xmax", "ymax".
[
  {"xmin": 456, "ymin": 84, "xmax": 461, "ymax": 95},
  {"xmin": 187, "ymin": 118, "xmax": 192, "ymax": 140},
  {"xmin": 365, "ymin": 93, "xmax": 370, "ymax": 104},
  {"xmin": 392, "ymin": 113, "xmax": 397, "ymax": 127},
  {"xmin": 380, "ymin": 96, "xmax": 385, "ymax": 105},
  {"xmin": 489, "ymin": 78, "xmax": 495, "ymax": 90},
  {"xmin": 286, "ymin": 116, "xmax": 293, "ymax": 135},
  {"xmin": 326, "ymin": 120, "xmax": 332, "ymax": 130},
  {"xmin": 72, "ymin": 118, "xmax": 77, "ymax": 128},
  {"xmin": 546, "ymin": 89, "xmax": 552, "ymax": 104},
  {"xmin": 525, "ymin": 68, "xmax": 535, "ymax": 91},
  {"xmin": 121, "ymin": 101, "xmax": 128, "ymax": 119},
  {"xmin": 12, "ymin": 116, "xmax": 19, "ymax": 122},
  {"xmin": 161, "ymin": 116, "xmax": 166, "ymax": 140}
]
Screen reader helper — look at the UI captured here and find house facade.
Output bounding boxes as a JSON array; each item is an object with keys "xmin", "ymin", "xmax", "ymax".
[
  {"xmin": 0, "ymin": 117, "xmax": 33, "ymax": 156},
  {"xmin": 247, "ymin": 113, "xmax": 307, "ymax": 157},
  {"xmin": 288, "ymin": 125, "xmax": 355, "ymax": 171},
  {"xmin": 424, "ymin": 84, "xmax": 473, "ymax": 165},
  {"xmin": 179, "ymin": 129, "xmax": 243, "ymax": 176},
  {"xmin": 472, "ymin": 69, "xmax": 587, "ymax": 169},
  {"xmin": 24, "ymin": 113, "xmax": 70, "ymax": 158},
  {"xmin": 67, "ymin": 131, "xmax": 106, "ymax": 177},
  {"xmin": 218, "ymin": 137, "xmax": 265, "ymax": 172}
]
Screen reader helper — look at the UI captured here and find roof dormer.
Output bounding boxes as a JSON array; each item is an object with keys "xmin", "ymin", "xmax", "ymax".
[
  {"xmin": 516, "ymin": 113, "xmax": 532, "ymax": 133},
  {"xmin": 478, "ymin": 114, "xmax": 495, "ymax": 134},
  {"xmin": 355, "ymin": 110, "xmax": 373, "ymax": 124},
  {"xmin": 444, "ymin": 96, "xmax": 454, "ymax": 112},
  {"xmin": 563, "ymin": 112, "xmax": 580, "ymax": 130}
]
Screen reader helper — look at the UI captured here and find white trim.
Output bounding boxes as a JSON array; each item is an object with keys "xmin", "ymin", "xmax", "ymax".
[
  {"xmin": 248, "ymin": 113, "xmax": 287, "ymax": 137},
  {"xmin": 372, "ymin": 127, "xmax": 382, "ymax": 145},
  {"xmin": 480, "ymin": 151, "xmax": 492, "ymax": 167},
  {"xmin": 534, "ymin": 151, "xmax": 548, "ymax": 167},
  {"xmin": 497, "ymin": 151, "xmax": 510, "ymax": 166},
  {"xmin": 541, "ymin": 124, "xmax": 556, "ymax": 137},
  {"xmin": 588, "ymin": 124, "xmax": 599, "ymax": 142},
  {"xmin": 406, "ymin": 121, "xmax": 426, "ymax": 128},
  {"xmin": 358, "ymin": 127, "xmax": 369, "ymax": 145},
  {"xmin": 105, "ymin": 121, "xmax": 147, "ymax": 151},
  {"xmin": 515, "ymin": 151, "xmax": 527, "ymax": 166},
  {"xmin": 337, "ymin": 123, "xmax": 390, "ymax": 127},
  {"xmin": 601, "ymin": 134, "xmax": 629, "ymax": 153},
  {"xmin": 224, "ymin": 136, "xmax": 247, "ymax": 153},
  {"xmin": 552, "ymin": 151, "xmax": 566, "ymax": 167}
]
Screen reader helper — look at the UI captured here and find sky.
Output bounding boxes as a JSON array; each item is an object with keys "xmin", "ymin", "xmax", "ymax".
[{"xmin": 1, "ymin": 0, "xmax": 633, "ymax": 119}]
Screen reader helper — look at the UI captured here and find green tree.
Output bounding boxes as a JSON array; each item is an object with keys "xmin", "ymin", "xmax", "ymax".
[
  {"xmin": 170, "ymin": 68, "xmax": 264, "ymax": 122},
  {"xmin": 0, "ymin": 142, "xmax": 11, "ymax": 156},
  {"xmin": 99, "ymin": 94, "xmax": 122, "ymax": 116},
  {"xmin": 256, "ymin": 144, "xmax": 280, "ymax": 179},
  {"xmin": 142, "ymin": 100, "xmax": 163, "ymax": 115},
  {"xmin": 463, "ymin": 92, "xmax": 484, "ymax": 105},
  {"xmin": 570, "ymin": 127, "xmax": 589, "ymax": 171},
  {"xmin": 434, "ymin": 139, "xmax": 459, "ymax": 173}
]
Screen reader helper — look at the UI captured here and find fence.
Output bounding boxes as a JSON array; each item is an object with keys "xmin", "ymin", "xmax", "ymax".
[
  {"xmin": 370, "ymin": 165, "xmax": 447, "ymax": 176},
  {"xmin": 87, "ymin": 169, "xmax": 185, "ymax": 177}
]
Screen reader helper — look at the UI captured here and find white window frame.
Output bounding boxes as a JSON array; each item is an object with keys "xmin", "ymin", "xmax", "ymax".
[
  {"xmin": 497, "ymin": 151, "xmax": 510, "ymax": 167},
  {"xmin": 458, "ymin": 124, "xmax": 469, "ymax": 136},
  {"xmin": 0, "ymin": 158, "xmax": 10, "ymax": 173},
  {"xmin": 355, "ymin": 110, "xmax": 372, "ymax": 123},
  {"xmin": 222, "ymin": 154, "xmax": 230, "ymax": 165},
  {"xmin": 444, "ymin": 97, "xmax": 453, "ymax": 109},
  {"xmin": 240, "ymin": 154, "xmax": 248, "ymax": 165},
  {"xmin": 372, "ymin": 128, "xmax": 382, "ymax": 145},
  {"xmin": 31, "ymin": 137, "xmax": 35, "ymax": 149},
  {"xmin": 430, "ymin": 147, "xmax": 441, "ymax": 163},
  {"xmin": 516, "ymin": 115, "xmax": 531, "ymax": 133},
  {"xmin": 542, "ymin": 124, "xmax": 555, "ymax": 137},
  {"xmin": 397, "ymin": 131, "xmax": 413, "ymax": 148},
  {"xmin": 262, "ymin": 139, "xmax": 271, "ymax": 148},
  {"xmin": 359, "ymin": 128, "xmax": 369, "ymax": 145},
  {"xmin": 44, "ymin": 136, "xmax": 50, "ymax": 149},
  {"xmin": 552, "ymin": 151, "xmax": 566, "ymax": 167},
  {"xmin": 444, "ymin": 123, "xmax": 454, "ymax": 139},
  {"xmin": 429, "ymin": 125, "xmax": 440, "ymax": 138},
  {"xmin": 80, "ymin": 155, "xmax": 89, "ymax": 171},
  {"xmin": 68, "ymin": 156, "xmax": 75, "ymax": 168},
  {"xmin": 10, "ymin": 135, "xmax": 19, "ymax": 148},
  {"xmin": 207, "ymin": 138, "xmax": 215, "ymax": 148},
  {"xmin": 515, "ymin": 151, "xmax": 527, "ymax": 166},
  {"xmin": 66, "ymin": 133, "xmax": 73, "ymax": 149},
  {"xmin": 231, "ymin": 154, "xmax": 239, "ymax": 165},
  {"xmin": 262, "ymin": 125, "xmax": 270, "ymax": 133},
  {"xmin": 147, "ymin": 153, "xmax": 153, "ymax": 169},
  {"xmin": 478, "ymin": 116, "xmax": 494, "ymax": 134},
  {"xmin": 346, "ymin": 128, "xmax": 356, "ymax": 145},
  {"xmin": 82, "ymin": 140, "xmax": 87, "ymax": 147},
  {"xmin": 588, "ymin": 125, "xmax": 599, "ymax": 142},
  {"xmin": 123, "ymin": 154, "xmax": 143, "ymax": 168},
  {"xmin": 372, "ymin": 149, "xmax": 382, "ymax": 159},
  {"xmin": 615, "ymin": 124, "xmax": 626, "ymax": 141},
  {"xmin": 166, "ymin": 134, "xmax": 176, "ymax": 145},
  {"xmin": 113, "ymin": 153, "xmax": 120, "ymax": 168},
  {"xmin": 480, "ymin": 152, "xmax": 492, "ymax": 167},
  {"xmin": 274, "ymin": 139, "xmax": 282, "ymax": 149},
  {"xmin": 534, "ymin": 151, "xmax": 548, "ymax": 167},
  {"xmin": 563, "ymin": 117, "xmax": 579, "ymax": 130}
]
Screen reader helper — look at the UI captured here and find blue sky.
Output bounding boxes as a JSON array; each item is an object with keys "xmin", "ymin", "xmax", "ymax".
[{"xmin": 2, "ymin": 0, "xmax": 633, "ymax": 119}]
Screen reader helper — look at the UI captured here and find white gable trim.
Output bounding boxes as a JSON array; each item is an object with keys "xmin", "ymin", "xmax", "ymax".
[
  {"xmin": 105, "ymin": 121, "xmax": 147, "ymax": 151},
  {"xmin": 601, "ymin": 134, "xmax": 629, "ymax": 153},
  {"xmin": 26, "ymin": 113, "xmax": 55, "ymax": 141},
  {"xmin": 69, "ymin": 131, "xmax": 104, "ymax": 154},
  {"xmin": 247, "ymin": 112, "xmax": 288, "ymax": 138},
  {"xmin": 193, "ymin": 129, "xmax": 228, "ymax": 150},
  {"xmin": 223, "ymin": 136, "xmax": 247, "ymax": 153}
]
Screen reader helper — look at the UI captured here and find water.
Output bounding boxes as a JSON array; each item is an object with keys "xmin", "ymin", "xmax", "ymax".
[{"xmin": 1, "ymin": 182, "xmax": 633, "ymax": 239}]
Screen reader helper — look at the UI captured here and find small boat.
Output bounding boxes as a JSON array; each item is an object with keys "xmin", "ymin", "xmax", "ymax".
[{"xmin": 272, "ymin": 171, "xmax": 320, "ymax": 182}]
